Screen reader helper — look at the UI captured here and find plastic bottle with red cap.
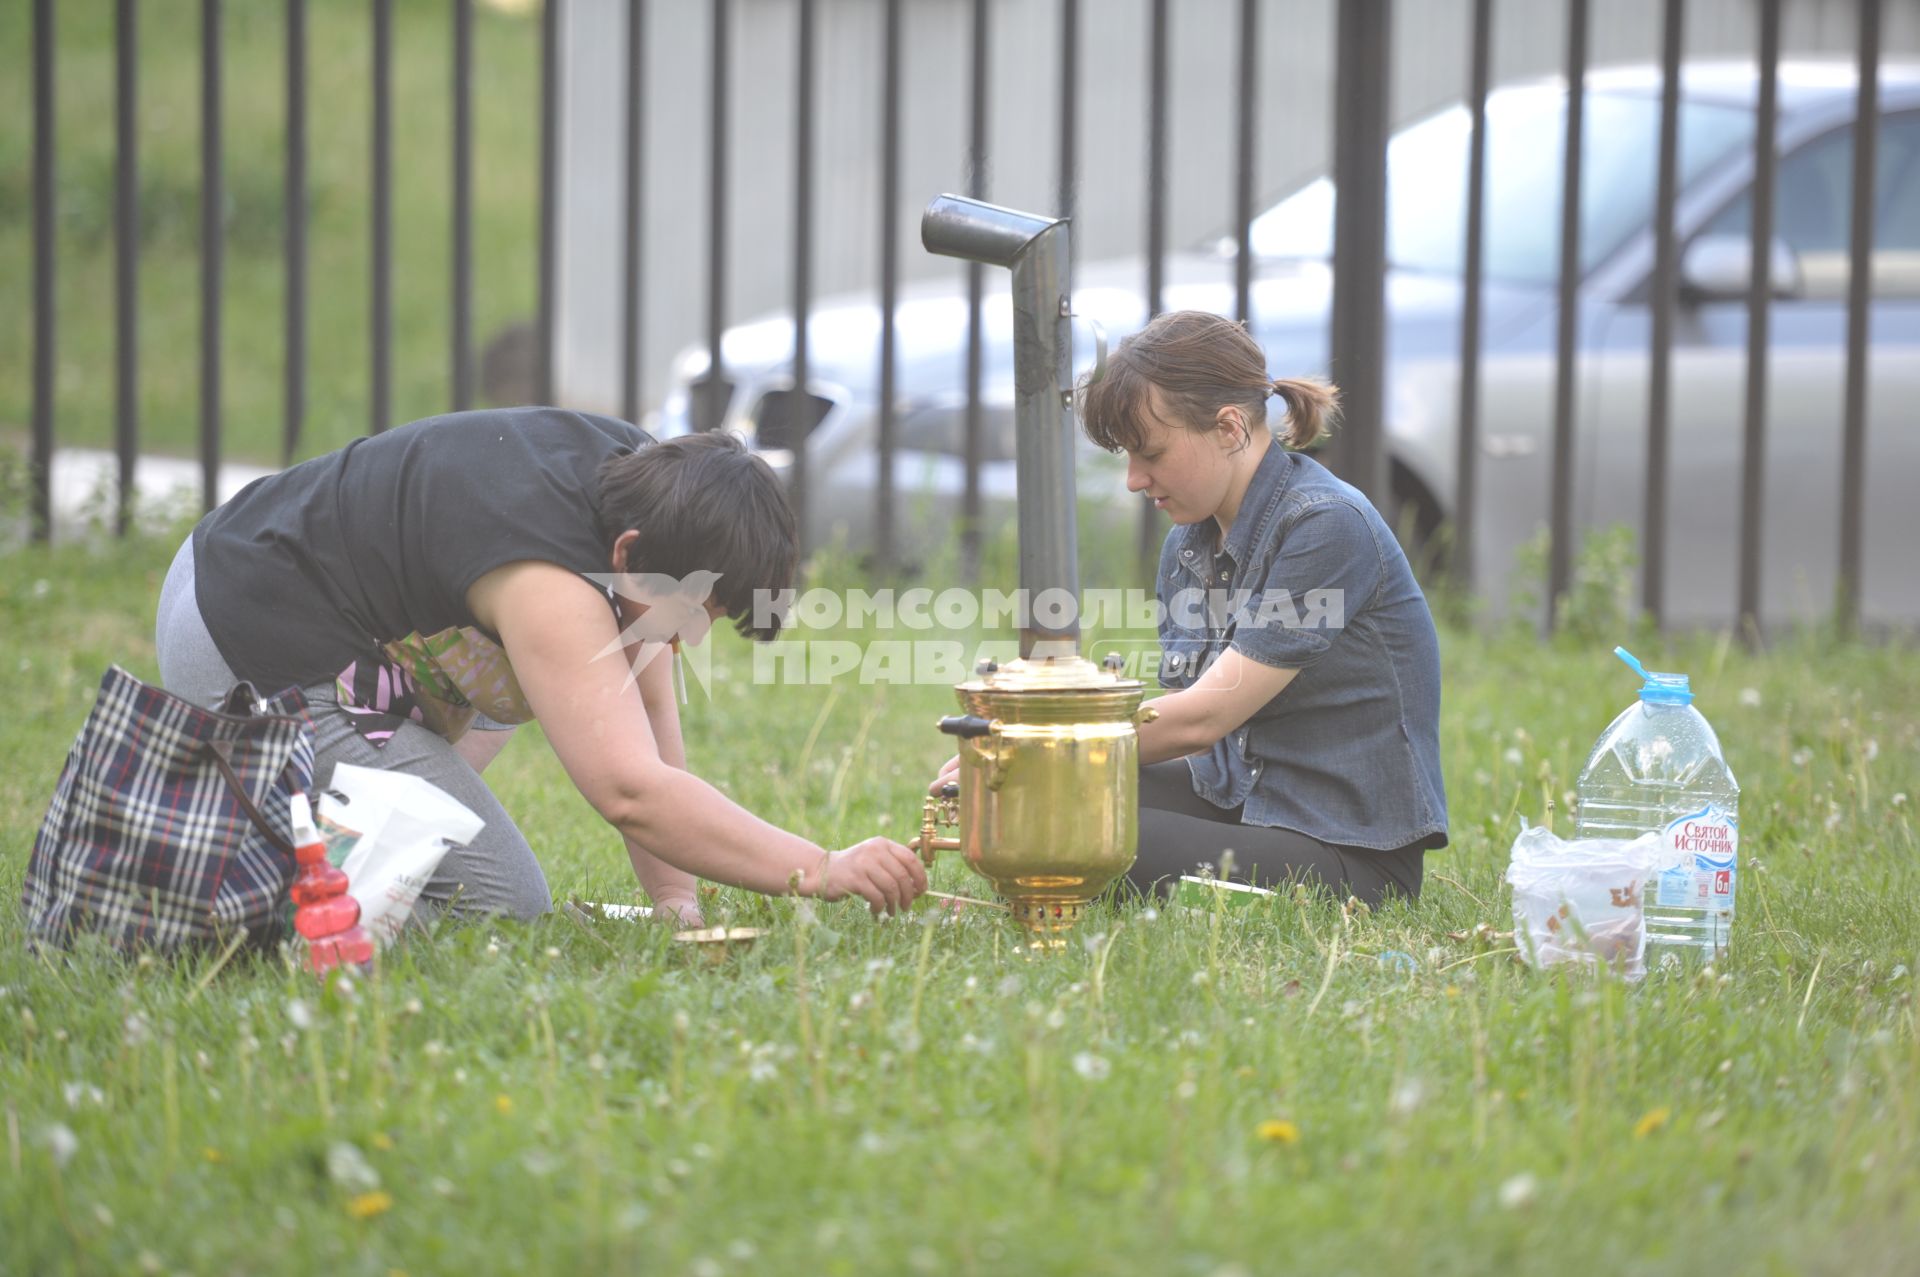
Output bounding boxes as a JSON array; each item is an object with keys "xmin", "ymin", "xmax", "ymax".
[{"xmin": 289, "ymin": 792, "xmax": 374, "ymax": 973}]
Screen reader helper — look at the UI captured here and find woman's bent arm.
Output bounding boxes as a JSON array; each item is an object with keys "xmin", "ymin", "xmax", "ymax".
[{"xmin": 472, "ymin": 562, "xmax": 925, "ymax": 911}]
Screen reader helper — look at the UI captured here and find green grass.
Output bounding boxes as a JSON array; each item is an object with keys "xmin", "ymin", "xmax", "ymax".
[
  {"xmin": 2, "ymin": 532, "xmax": 1918, "ymax": 1275},
  {"xmin": 0, "ymin": 0, "xmax": 541, "ymax": 464}
]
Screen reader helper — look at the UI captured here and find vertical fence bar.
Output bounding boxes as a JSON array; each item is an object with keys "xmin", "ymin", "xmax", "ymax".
[
  {"xmin": 201, "ymin": 0, "xmax": 223, "ymax": 513},
  {"xmin": 116, "ymin": 0, "xmax": 139, "ymax": 536},
  {"xmin": 1139, "ymin": 0, "xmax": 1170, "ymax": 568},
  {"xmin": 1738, "ymin": 0, "xmax": 1780, "ymax": 643},
  {"xmin": 790, "ymin": 0, "xmax": 815, "ymax": 552},
  {"xmin": 452, "ymin": 0, "xmax": 474, "ymax": 411},
  {"xmin": 1232, "ymin": 0, "xmax": 1257, "ymax": 326},
  {"xmin": 877, "ymin": 0, "xmax": 901, "ymax": 568},
  {"xmin": 30, "ymin": 0, "xmax": 54, "ymax": 542},
  {"xmin": 1145, "ymin": 0, "xmax": 1168, "ymax": 317},
  {"xmin": 1837, "ymin": 0, "xmax": 1881, "ymax": 638},
  {"xmin": 1326, "ymin": 0, "xmax": 1390, "ymax": 505},
  {"xmin": 536, "ymin": 0, "xmax": 561, "ymax": 405},
  {"xmin": 1452, "ymin": 0, "xmax": 1491, "ymax": 595},
  {"xmin": 963, "ymin": 0, "xmax": 990, "ymax": 580},
  {"xmin": 703, "ymin": 0, "xmax": 729, "ymax": 430},
  {"xmin": 1644, "ymin": 0, "xmax": 1682, "ymax": 626},
  {"xmin": 371, "ymin": 0, "xmax": 392, "ymax": 434},
  {"xmin": 1059, "ymin": 0, "xmax": 1078, "ymax": 288},
  {"xmin": 620, "ymin": 0, "xmax": 645, "ymax": 424},
  {"xmin": 1545, "ymin": 0, "xmax": 1587, "ymax": 630},
  {"xmin": 286, "ymin": 0, "xmax": 307, "ymax": 460}
]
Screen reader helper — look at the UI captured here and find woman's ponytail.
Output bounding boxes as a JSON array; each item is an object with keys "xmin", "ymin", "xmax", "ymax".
[{"xmin": 1271, "ymin": 377, "xmax": 1341, "ymax": 450}]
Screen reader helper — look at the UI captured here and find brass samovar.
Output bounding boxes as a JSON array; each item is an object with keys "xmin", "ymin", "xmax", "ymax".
[{"xmin": 908, "ymin": 196, "xmax": 1152, "ymax": 945}]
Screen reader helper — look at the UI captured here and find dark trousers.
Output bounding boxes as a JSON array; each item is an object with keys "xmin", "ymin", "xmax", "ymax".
[{"xmin": 1128, "ymin": 759, "xmax": 1424, "ymax": 907}]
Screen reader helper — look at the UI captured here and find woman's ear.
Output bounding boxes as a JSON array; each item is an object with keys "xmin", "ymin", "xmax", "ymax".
[
  {"xmin": 1214, "ymin": 406, "xmax": 1247, "ymax": 453},
  {"xmin": 610, "ymin": 528, "xmax": 641, "ymax": 575}
]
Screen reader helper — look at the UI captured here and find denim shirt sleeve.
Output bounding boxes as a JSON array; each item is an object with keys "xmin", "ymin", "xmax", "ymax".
[{"xmin": 1230, "ymin": 499, "xmax": 1383, "ymax": 671}]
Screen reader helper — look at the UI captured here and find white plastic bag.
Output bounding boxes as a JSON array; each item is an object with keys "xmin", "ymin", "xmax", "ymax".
[
  {"xmin": 1505, "ymin": 822, "xmax": 1668, "ymax": 978},
  {"xmin": 317, "ymin": 764, "xmax": 485, "ymax": 947}
]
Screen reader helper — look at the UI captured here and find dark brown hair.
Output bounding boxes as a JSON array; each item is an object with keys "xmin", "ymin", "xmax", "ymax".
[
  {"xmin": 595, "ymin": 432, "xmax": 798, "ymax": 639},
  {"xmin": 1080, "ymin": 310, "xmax": 1340, "ymax": 453}
]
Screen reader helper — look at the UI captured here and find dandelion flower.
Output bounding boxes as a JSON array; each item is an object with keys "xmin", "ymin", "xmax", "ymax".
[
  {"xmin": 494, "ymin": 1094, "xmax": 514, "ymax": 1115},
  {"xmin": 1633, "ymin": 1106, "xmax": 1672, "ymax": 1139},
  {"xmin": 346, "ymin": 1191, "xmax": 393, "ymax": 1220},
  {"xmin": 1389, "ymin": 1079, "xmax": 1427, "ymax": 1118},
  {"xmin": 1738, "ymin": 687, "xmax": 1762, "ymax": 708},
  {"xmin": 202, "ymin": 1147, "xmax": 224, "ymax": 1163},
  {"xmin": 1072, "ymin": 1052, "xmax": 1111, "ymax": 1081},
  {"xmin": 42, "ymin": 1123, "xmax": 78, "ymax": 1170},
  {"xmin": 1499, "ymin": 1173, "xmax": 1538, "ymax": 1210},
  {"xmin": 371, "ymin": 1132, "xmax": 394, "ymax": 1151},
  {"xmin": 1255, "ymin": 1119, "xmax": 1299, "ymax": 1145}
]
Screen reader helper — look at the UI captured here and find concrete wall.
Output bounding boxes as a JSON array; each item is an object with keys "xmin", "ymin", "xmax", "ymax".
[{"xmin": 555, "ymin": 0, "xmax": 1920, "ymax": 419}]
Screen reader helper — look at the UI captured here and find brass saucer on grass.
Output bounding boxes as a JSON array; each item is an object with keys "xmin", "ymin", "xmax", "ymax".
[{"xmin": 671, "ymin": 926, "xmax": 766, "ymax": 963}]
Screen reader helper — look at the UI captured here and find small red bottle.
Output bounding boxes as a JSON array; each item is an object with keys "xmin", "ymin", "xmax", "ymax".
[{"xmin": 288, "ymin": 793, "xmax": 374, "ymax": 973}]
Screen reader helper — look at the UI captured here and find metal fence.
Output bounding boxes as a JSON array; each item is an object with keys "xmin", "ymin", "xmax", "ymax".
[{"xmin": 21, "ymin": 0, "xmax": 1899, "ymax": 636}]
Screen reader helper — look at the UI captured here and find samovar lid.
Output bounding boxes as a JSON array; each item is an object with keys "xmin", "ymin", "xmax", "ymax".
[{"xmin": 957, "ymin": 652, "xmax": 1142, "ymax": 693}]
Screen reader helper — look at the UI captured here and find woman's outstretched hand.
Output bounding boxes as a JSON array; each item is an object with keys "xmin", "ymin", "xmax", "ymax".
[
  {"xmin": 928, "ymin": 754, "xmax": 961, "ymax": 796},
  {"xmin": 813, "ymin": 837, "xmax": 928, "ymax": 916}
]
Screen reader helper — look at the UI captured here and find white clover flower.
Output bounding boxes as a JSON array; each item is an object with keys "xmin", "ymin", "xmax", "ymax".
[
  {"xmin": 286, "ymin": 1000, "xmax": 313, "ymax": 1031},
  {"xmin": 1072, "ymin": 1052, "xmax": 1111, "ymax": 1081},
  {"xmin": 1389, "ymin": 1078, "xmax": 1427, "ymax": 1118},
  {"xmin": 1739, "ymin": 687, "xmax": 1762, "ymax": 708},
  {"xmin": 847, "ymin": 990, "xmax": 873, "ymax": 1014},
  {"xmin": 1044, "ymin": 1007, "xmax": 1067, "ymax": 1030},
  {"xmin": 1792, "ymin": 747, "xmax": 1814, "ymax": 768},
  {"xmin": 1503, "ymin": 747, "xmax": 1524, "ymax": 767}
]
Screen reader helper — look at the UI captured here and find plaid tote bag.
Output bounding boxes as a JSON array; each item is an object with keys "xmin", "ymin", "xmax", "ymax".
[{"xmin": 22, "ymin": 666, "xmax": 316, "ymax": 953}]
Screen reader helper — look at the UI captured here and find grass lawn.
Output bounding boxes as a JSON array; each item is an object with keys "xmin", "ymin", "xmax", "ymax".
[
  {"xmin": 0, "ymin": 0, "xmax": 541, "ymax": 464},
  {"xmin": 2, "ymin": 531, "xmax": 1917, "ymax": 1275}
]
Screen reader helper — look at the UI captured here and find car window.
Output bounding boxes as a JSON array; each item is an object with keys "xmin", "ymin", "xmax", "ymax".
[
  {"xmin": 1249, "ymin": 86, "xmax": 1754, "ymax": 286},
  {"xmin": 1704, "ymin": 110, "xmax": 1920, "ymax": 254},
  {"xmin": 896, "ymin": 403, "xmax": 1019, "ymax": 463}
]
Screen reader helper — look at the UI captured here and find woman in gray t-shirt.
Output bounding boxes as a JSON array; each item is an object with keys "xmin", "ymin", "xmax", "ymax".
[{"xmin": 157, "ymin": 408, "xmax": 925, "ymax": 925}]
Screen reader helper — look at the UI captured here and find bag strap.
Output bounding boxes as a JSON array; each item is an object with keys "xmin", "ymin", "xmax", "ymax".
[{"xmin": 204, "ymin": 739, "xmax": 298, "ymax": 859}]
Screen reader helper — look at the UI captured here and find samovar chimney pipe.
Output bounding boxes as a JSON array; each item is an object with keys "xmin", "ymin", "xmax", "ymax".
[{"xmin": 921, "ymin": 194, "xmax": 1078, "ymax": 658}]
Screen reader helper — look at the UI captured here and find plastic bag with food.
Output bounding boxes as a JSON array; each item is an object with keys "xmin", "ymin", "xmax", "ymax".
[{"xmin": 1505, "ymin": 822, "xmax": 1670, "ymax": 979}]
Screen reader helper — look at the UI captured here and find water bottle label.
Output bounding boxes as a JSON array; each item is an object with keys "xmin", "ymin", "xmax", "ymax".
[{"xmin": 1659, "ymin": 805, "xmax": 1738, "ymax": 912}]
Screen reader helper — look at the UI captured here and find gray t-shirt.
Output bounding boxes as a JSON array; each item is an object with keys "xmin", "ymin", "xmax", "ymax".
[{"xmin": 192, "ymin": 407, "xmax": 648, "ymax": 696}]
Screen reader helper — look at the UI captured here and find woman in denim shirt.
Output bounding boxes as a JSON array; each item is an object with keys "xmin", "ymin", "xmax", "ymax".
[{"xmin": 1085, "ymin": 312, "xmax": 1448, "ymax": 905}]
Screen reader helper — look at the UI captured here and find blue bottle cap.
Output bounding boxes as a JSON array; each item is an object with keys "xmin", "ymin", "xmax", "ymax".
[{"xmin": 1616, "ymin": 646, "xmax": 1692, "ymax": 705}]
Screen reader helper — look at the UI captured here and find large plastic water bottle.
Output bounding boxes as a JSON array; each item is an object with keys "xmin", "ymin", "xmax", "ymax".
[{"xmin": 1574, "ymin": 647, "xmax": 1740, "ymax": 967}]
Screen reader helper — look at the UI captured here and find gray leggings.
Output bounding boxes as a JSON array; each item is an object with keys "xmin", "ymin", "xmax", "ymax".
[
  {"xmin": 1130, "ymin": 759, "xmax": 1424, "ymax": 907},
  {"xmin": 155, "ymin": 534, "xmax": 552, "ymax": 919}
]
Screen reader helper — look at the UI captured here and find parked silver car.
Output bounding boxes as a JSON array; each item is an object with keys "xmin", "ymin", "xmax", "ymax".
[{"xmin": 658, "ymin": 61, "xmax": 1920, "ymax": 627}]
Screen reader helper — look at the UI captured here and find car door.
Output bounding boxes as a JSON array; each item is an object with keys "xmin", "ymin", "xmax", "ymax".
[{"xmin": 1590, "ymin": 108, "xmax": 1920, "ymax": 629}]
